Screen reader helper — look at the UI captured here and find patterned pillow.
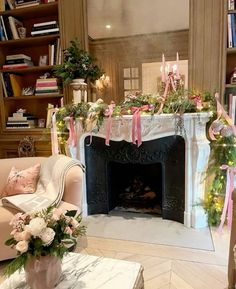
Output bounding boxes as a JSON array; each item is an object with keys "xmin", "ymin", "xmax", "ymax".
[{"xmin": 1, "ymin": 164, "xmax": 41, "ymax": 197}]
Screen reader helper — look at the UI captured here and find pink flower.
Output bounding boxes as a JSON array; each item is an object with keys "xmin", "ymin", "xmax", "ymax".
[
  {"xmin": 52, "ymin": 208, "xmax": 64, "ymax": 221},
  {"xmin": 15, "ymin": 240, "xmax": 28, "ymax": 253},
  {"xmin": 64, "ymin": 226, "xmax": 73, "ymax": 235}
]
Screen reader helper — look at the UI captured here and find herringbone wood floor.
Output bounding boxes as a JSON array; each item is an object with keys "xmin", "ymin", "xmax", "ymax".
[
  {"xmin": 75, "ymin": 226, "xmax": 229, "ymax": 289},
  {"xmin": 0, "ymin": 227, "xmax": 230, "ymax": 289}
]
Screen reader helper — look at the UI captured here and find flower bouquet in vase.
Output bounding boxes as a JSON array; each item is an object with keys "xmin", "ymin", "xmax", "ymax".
[{"xmin": 4, "ymin": 206, "xmax": 86, "ymax": 289}]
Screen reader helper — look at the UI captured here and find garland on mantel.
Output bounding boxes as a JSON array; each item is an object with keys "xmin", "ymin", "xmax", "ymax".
[{"xmin": 54, "ymin": 89, "xmax": 236, "ymax": 226}]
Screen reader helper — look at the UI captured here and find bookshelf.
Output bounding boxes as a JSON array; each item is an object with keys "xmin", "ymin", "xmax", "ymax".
[
  {"xmin": 0, "ymin": 0, "xmax": 88, "ymax": 158},
  {"xmin": 224, "ymin": 0, "xmax": 236, "ymax": 109}
]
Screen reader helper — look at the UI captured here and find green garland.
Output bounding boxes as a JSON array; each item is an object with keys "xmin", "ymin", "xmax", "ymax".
[
  {"xmin": 204, "ymin": 135, "xmax": 236, "ymax": 226},
  {"xmin": 55, "ymin": 90, "xmax": 236, "ymax": 226}
]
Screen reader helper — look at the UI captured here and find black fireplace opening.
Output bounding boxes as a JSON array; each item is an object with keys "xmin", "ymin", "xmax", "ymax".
[
  {"xmin": 85, "ymin": 135, "xmax": 185, "ymax": 224},
  {"xmin": 108, "ymin": 162, "xmax": 163, "ymax": 215}
]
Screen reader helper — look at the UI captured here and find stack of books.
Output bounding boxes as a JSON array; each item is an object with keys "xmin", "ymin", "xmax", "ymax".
[
  {"xmin": 31, "ymin": 20, "xmax": 59, "ymax": 36},
  {"xmin": 35, "ymin": 78, "xmax": 59, "ymax": 95},
  {"xmin": 6, "ymin": 111, "xmax": 37, "ymax": 129},
  {"xmin": 15, "ymin": 0, "xmax": 40, "ymax": 9},
  {"xmin": 3, "ymin": 54, "xmax": 33, "ymax": 70}
]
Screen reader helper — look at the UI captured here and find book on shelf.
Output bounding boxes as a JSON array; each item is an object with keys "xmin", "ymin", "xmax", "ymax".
[
  {"xmin": 228, "ymin": 14, "xmax": 233, "ymax": 48},
  {"xmin": 1, "ymin": 73, "xmax": 13, "ymax": 97},
  {"xmin": 33, "ymin": 20, "xmax": 58, "ymax": 28},
  {"xmin": 35, "ymin": 90, "xmax": 59, "ymax": 95},
  {"xmin": 8, "ymin": 116, "xmax": 27, "ymax": 121},
  {"xmin": 2, "ymin": 63, "xmax": 33, "ymax": 70},
  {"xmin": 229, "ymin": 94, "xmax": 236, "ymax": 124},
  {"xmin": 31, "ymin": 27, "xmax": 59, "ymax": 36},
  {"xmin": 6, "ymin": 0, "xmax": 15, "ymax": 10},
  {"xmin": 6, "ymin": 54, "xmax": 31, "ymax": 61},
  {"xmin": 0, "ymin": 16, "xmax": 8, "ymax": 41},
  {"xmin": 231, "ymin": 13, "xmax": 236, "ymax": 47},
  {"xmin": 8, "ymin": 16, "xmax": 24, "ymax": 40},
  {"xmin": 15, "ymin": 0, "xmax": 39, "ymax": 4},
  {"xmin": 6, "ymin": 58, "xmax": 33, "ymax": 65},
  {"xmin": 228, "ymin": 0, "xmax": 235, "ymax": 10},
  {"xmin": 0, "ymin": 0, "xmax": 5, "ymax": 12},
  {"xmin": 9, "ymin": 74, "xmax": 24, "ymax": 96},
  {"xmin": 15, "ymin": 2, "xmax": 40, "ymax": 9}
]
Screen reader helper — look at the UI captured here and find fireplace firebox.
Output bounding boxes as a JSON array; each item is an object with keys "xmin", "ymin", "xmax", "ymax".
[{"xmin": 85, "ymin": 135, "xmax": 185, "ymax": 223}]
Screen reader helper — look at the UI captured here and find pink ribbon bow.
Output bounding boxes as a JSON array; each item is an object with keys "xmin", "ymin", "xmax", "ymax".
[
  {"xmin": 131, "ymin": 105, "xmax": 149, "ymax": 147},
  {"xmin": 67, "ymin": 116, "xmax": 77, "ymax": 147},
  {"xmin": 158, "ymin": 74, "xmax": 176, "ymax": 114},
  {"xmin": 218, "ymin": 165, "xmax": 236, "ymax": 233},
  {"xmin": 105, "ymin": 104, "xmax": 115, "ymax": 146}
]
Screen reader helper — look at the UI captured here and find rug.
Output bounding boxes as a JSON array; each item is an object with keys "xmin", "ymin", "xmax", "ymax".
[{"xmin": 83, "ymin": 211, "xmax": 214, "ymax": 251}]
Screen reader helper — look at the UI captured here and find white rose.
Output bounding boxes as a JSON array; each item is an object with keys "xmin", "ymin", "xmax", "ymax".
[
  {"xmin": 39, "ymin": 227, "xmax": 55, "ymax": 246},
  {"xmin": 70, "ymin": 218, "xmax": 79, "ymax": 228},
  {"xmin": 15, "ymin": 240, "xmax": 28, "ymax": 253},
  {"xmin": 27, "ymin": 217, "xmax": 47, "ymax": 236}
]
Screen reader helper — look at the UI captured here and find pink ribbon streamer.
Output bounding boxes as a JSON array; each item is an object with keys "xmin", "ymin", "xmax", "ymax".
[
  {"xmin": 218, "ymin": 165, "xmax": 236, "ymax": 232},
  {"xmin": 131, "ymin": 105, "xmax": 149, "ymax": 147},
  {"xmin": 50, "ymin": 109, "xmax": 59, "ymax": 155},
  {"xmin": 105, "ymin": 104, "xmax": 115, "ymax": 146},
  {"xmin": 209, "ymin": 93, "xmax": 236, "ymax": 140},
  {"xmin": 67, "ymin": 116, "xmax": 77, "ymax": 147},
  {"xmin": 158, "ymin": 74, "xmax": 176, "ymax": 114}
]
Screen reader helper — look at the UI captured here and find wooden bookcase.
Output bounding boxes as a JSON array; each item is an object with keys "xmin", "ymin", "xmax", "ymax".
[
  {"xmin": 0, "ymin": 0, "xmax": 88, "ymax": 158},
  {"xmin": 223, "ymin": 0, "xmax": 236, "ymax": 108}
]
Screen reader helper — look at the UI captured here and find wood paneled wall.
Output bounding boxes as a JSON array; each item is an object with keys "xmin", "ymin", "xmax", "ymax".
[
  {"xmin": 89, "ymin": 30, "xmax": 189, "ymax": 104},
  {"xmin": 189, "ymin": 0, "xmax": 225, "ymax": 98}
]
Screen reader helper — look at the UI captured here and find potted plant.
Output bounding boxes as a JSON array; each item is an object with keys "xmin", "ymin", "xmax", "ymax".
[{"xmin": 53, "ymin": 39, "xmax": 103, "ymax": 84}]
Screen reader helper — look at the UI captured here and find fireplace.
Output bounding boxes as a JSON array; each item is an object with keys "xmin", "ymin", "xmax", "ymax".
[
  {"xmin": 84, "ymin": 135, "xmax": 185, "ymax": 223},
  {"xmin": 78, "ymin": 113, "xmax": 211, "ymax": 228}
]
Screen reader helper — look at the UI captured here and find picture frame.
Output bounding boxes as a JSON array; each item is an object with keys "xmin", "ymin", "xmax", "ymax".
[{"xmin": 38, "ymin": 55, "xmax": 48, "ymax": 66}]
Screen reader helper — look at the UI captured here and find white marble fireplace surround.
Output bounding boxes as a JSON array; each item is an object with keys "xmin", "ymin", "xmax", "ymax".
[{"xmin": 78, "ymin": 112, "xmax": 211, "ymax": 229}]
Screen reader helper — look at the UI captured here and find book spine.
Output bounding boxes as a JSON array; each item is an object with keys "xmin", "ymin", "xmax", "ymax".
[
  {"xmin": 0, "ymin": 16, "xmax": 8, "ymax": 41},
  {"xmin": 6, "ymin": 54, "xmax": 31, "ymax": 61},
  {"xmin": 32, "ymin": 24, "xmax": 58, "ymax": 31},
  {"xmin": 228, "ymin": 0, "xmax": 235, "ymax": 10},
  {"xmin": 0, "ymin": 0, "xmax": 5, "ymax": 12},
  {"xmin": 34, "ymin": 20, "xmax": 57, "ymax": 27},
  {"xmin": 3, "ymin": 64, "xmax": 31, "ymax": 69},
  {"xmin": 231, "ymin": 14, "xmax": 236, "ymax": 47},
  {"xmin": 36, "ymin": 86, "xmax": 58, "ymax": 90},
  {"xmin": 8, "ymin": 16, "xmax": 20, "ymax": 40},
  {"xmin": 228, "ymin": 14, "xmax": 233, "ymax": 48},
  {"xmin": 6, "ymin": 59, "xmax": 32, "ymax": 65},
  {"xmin": 31, "ymin": 27, "xmax": 59, "ymax": 36}
]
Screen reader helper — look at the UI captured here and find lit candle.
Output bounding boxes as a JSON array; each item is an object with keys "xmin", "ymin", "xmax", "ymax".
[
  {"xmin": 161, "ymin": 53, "xmax": 166, "ymax": 82},
  {"xmin": 176, "ymin": 52, "xmax": 180, "ymax": 79}
]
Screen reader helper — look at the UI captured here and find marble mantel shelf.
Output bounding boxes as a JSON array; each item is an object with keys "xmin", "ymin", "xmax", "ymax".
[{"xmin": 78, "ymin": 112, "xmax": 211, "ymax": 228}]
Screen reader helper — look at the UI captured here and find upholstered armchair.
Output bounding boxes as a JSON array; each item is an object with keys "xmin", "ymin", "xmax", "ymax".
[{"xmin": 0, "ymin": 155, "xmax": 84, "ymax": 261}]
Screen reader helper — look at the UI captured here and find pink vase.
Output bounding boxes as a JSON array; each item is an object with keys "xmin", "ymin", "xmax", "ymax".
[{"xmin": 24, "ymin": 255, "xmax": 62, "ymax": 289}]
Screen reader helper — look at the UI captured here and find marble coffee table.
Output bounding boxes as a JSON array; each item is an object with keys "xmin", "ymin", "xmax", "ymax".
[{"xmin": 0, "ymin": 252, "xmax": 144, "ymax": 289}]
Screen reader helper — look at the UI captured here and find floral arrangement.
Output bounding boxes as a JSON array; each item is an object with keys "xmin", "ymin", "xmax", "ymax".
[
  {"xmin": 53, "ymin": 39, "xmax": 103, "ymax": 84},
  {"xmin": 4, "ymin": 206, "xmax": 86, "ymax": 276}
]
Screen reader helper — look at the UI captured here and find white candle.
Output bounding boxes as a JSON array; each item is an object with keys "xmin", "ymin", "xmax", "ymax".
[{"xmin": 176, "ymin": 52, "xmax": 180, "ymax": 79}]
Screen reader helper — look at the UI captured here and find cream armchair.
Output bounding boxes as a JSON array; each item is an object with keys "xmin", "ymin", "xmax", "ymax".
[{"xmin": 0, "ymin": 156, "xmax": 84, "ymax": 261}]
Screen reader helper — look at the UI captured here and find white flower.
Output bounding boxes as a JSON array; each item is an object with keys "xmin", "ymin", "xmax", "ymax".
[
  {"xmin": 52, "ymin": 208, "xmax": 64, "ymax": 221},
  {"xmin": 27, "ymin": 217, "xmax": 47, "ymax": 236},
  {"xmin": 39, "ymin": 227, "xmax": 55, "ymax": 246},
  {"xmin": 15, "ymin": 240, "xmax": 28, "ymax": 253}
]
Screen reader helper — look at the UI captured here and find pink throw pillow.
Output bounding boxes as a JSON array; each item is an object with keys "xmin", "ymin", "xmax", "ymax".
[{"xmin": 1, "ymin": 164, "xmax": 41, "ymax": 197}]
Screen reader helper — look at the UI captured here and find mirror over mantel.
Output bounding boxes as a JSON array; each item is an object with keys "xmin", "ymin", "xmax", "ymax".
[{"xmin": 87, "ymin": 0, "xmax": 189, "ymax": 104}]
